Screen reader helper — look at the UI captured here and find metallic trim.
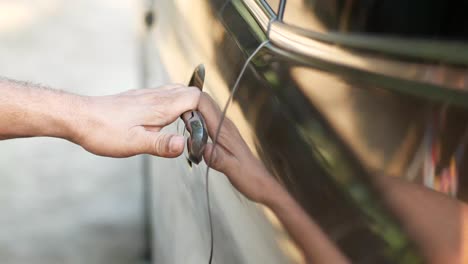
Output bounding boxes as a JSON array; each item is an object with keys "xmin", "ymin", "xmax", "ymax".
[
  {"xmin": 241, "ymin": 0, "xmax": 468, "ymax": 98},
  {"xmin": 277, "ymin": 0, "xmax": 286, "ymax": 20},
  {"xmin": 243, "ymin": 0, "xmax": 271, "ymax": 32},
  {"xmin": 242, "ymin": 0, "xmax": 468, "ymax": 67},
  {"xmin": 268, "ymin": 21, "xmax": 468, "ymax": 96}
]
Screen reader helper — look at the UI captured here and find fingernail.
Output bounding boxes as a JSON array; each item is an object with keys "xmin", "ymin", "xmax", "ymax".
[{"xmin": 170, "ymin": 136, "xmax": 185, "ymax": 153}]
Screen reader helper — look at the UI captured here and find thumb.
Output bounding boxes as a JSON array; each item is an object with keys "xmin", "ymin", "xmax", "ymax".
[{"xmin": 139, "ymin": 131, "xmax": 186, "ymax": 157}]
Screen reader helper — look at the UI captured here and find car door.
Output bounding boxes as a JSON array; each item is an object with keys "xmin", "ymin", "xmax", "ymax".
[
  {"xmin": 214, "ymin": 1, "xmax": 420, "ymax": 263},
  {"xmin": 147, "ymin": 0, "xmax": 468, "ymax": 263},
  {"xmin": 147, "ymin": 0, "xmax": 293, "ymax": 263},
  {"xmin": 219, "ymin": 0, "xmax": 468, "ymax": 263}
]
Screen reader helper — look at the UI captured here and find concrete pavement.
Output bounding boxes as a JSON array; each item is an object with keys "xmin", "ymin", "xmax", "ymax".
[{"xmin": 0, "ymin": 1, "xmax": 145, "ymax": 263}]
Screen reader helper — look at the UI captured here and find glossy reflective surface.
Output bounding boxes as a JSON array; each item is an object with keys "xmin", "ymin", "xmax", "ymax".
[
  {"xmin": 284, "ymin": 0, "xmax": 468, "ymax": 40},
  {"xmin": 150, "ymin": 0, "xmax": 468, "ymax": 263},
  {"xmin": 225, "ymin": 46, "xmax": 422, "ymax": 263},
  {"xmin": 183, "ymin": 64, "xmax": 208, "ymax": 165},
  {"xmin": 149, "ymin": 0, "xmax": 292, "ymax": 263}
]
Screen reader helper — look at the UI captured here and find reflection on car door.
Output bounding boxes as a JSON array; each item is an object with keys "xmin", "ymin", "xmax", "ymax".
[
  {"xmin": 217, "ymin": 1, "xmax": 425, "ymax": 263},
  {"xmin": 149, "ymin": 0, "xmax": 294, "ymax": 263}
]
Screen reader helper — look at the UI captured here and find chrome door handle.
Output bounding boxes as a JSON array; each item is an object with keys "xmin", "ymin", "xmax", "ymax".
[{"xmin": 181, "ymin": 64, "xmax": 208, "ymax": 164}]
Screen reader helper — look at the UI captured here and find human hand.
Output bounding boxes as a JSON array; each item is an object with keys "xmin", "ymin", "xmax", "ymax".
[
  {"xmin": 198, "ymin": 92, "xmax": 275, "ymax": 204},
  {"xmin": 73, "ymin": 84, "xmax": 200, "ymax": 158}
]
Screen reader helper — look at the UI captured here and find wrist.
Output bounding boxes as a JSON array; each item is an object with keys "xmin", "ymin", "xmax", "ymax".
[
  {"xmin": 258, "ymin": 170, "xmax": 285, "ymax": 207},
  {"xmin": 260, "ymin": 174, "xmax": 296, "ymax": 216},
  {"xmin": 59, "ymin": 94, "xmax": 93, "ymax": 144}
]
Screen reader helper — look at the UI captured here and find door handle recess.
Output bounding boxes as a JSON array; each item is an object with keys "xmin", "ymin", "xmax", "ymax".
[{"xmin": 181, "ymin": 64, "xmax": 208, "ymax": 165}]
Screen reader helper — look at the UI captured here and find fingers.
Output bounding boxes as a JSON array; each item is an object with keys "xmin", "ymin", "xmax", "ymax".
[
  {"xmin": 134, "ymin": 128, "xmax": 186, "ymax": 157},
  {"xmin": 170, "ymin": 86, "xmax": 201, "ymax": 114},
  {"xmin": 154, "ymin": 86, "xmax": 201, "ymax": 125},
  {"xmin": 152, "ymin": 133, "xmax": 185, "ymax": 157},
  {"xmin": 197, "ymin": 92, "xmax": 224, "ymax": 138},
  {"xmin": 197, "ymin": 92, "xmax": 242, "ymax": 151},
  {"xmin": 203, "ymin": 143, "xmax": 236, "ymax": 174},
  {"xmin": 134, "ymin": 85, "xmax": 201, "ymax": 127},
  {"xmin": 128, "ymin": 84, "xmax": 201, "ymax": 116}
]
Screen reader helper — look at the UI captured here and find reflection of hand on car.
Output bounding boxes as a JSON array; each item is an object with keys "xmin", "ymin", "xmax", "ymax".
[
  {"xmin": 198, "ymin": 92, "xmax": 349, "ymax": 264},
  {"xmin": 376, "ymin": 175, "xmax": 468, "ymax": 264},
  {"xmin": 197, "ymin": 92, "xmax": 272, "ymax": 203},
  {"xmin": 198, "ymin": 91, "xmax": 468, "ymax": 264}
]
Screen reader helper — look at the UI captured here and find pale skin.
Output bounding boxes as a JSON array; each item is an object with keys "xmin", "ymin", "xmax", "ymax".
[
  {"xmin": 0, "ymin": 78, "xmax": 348, "ymax": 262},
  {"xmin": 0, "ymin": 78, "xmax": 201, "ymax": 157},
  {"xmin": 1, "ymin": 78, "xmax": 467, "ymax": 263}
]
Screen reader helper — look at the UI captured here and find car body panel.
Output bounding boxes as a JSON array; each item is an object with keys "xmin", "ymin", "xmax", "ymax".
[
  {"xmin": 148, "ymin": 0, "xmax": 468, "ymax": 263},
  {"xmin": 148, "ymin": 0, "xmax": 293, "ymax": 263}
]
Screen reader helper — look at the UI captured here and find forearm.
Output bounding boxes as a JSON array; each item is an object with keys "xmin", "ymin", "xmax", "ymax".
[
  {"xmin": 376, "ymin": 176, "xmax": 468, "ymax": 264},
  {"xmin": 263, "ymin": 179, "xmax": 349, "ymax": 264},
  {"xmin": 0, "ymin": 78, "xmax": 87, "ymax": 141}
]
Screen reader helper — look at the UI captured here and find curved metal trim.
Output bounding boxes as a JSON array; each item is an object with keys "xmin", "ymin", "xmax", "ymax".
[
  {"xmin": 240, "ymin": 0, "xmax": 468, "ymax": 96},
  {"xmin": 243, "ymin": 0, "xmax": 273, "ymax": 32},
  {"xmin": 295, "ymin": 29, "xmax": 468, "ymax": 67},
  {"xmin": 268, "ymin": 21, "xmax": 468, "ymax": 96},
  {"xmin": 242, "ymin": 0, "xmax": 468, "ymax": 66}
]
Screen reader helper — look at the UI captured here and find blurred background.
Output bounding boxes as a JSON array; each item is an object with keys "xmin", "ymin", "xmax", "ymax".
[{"xmin": 0, "ymin": 0, "xmax": 148, "ymax": 263}]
